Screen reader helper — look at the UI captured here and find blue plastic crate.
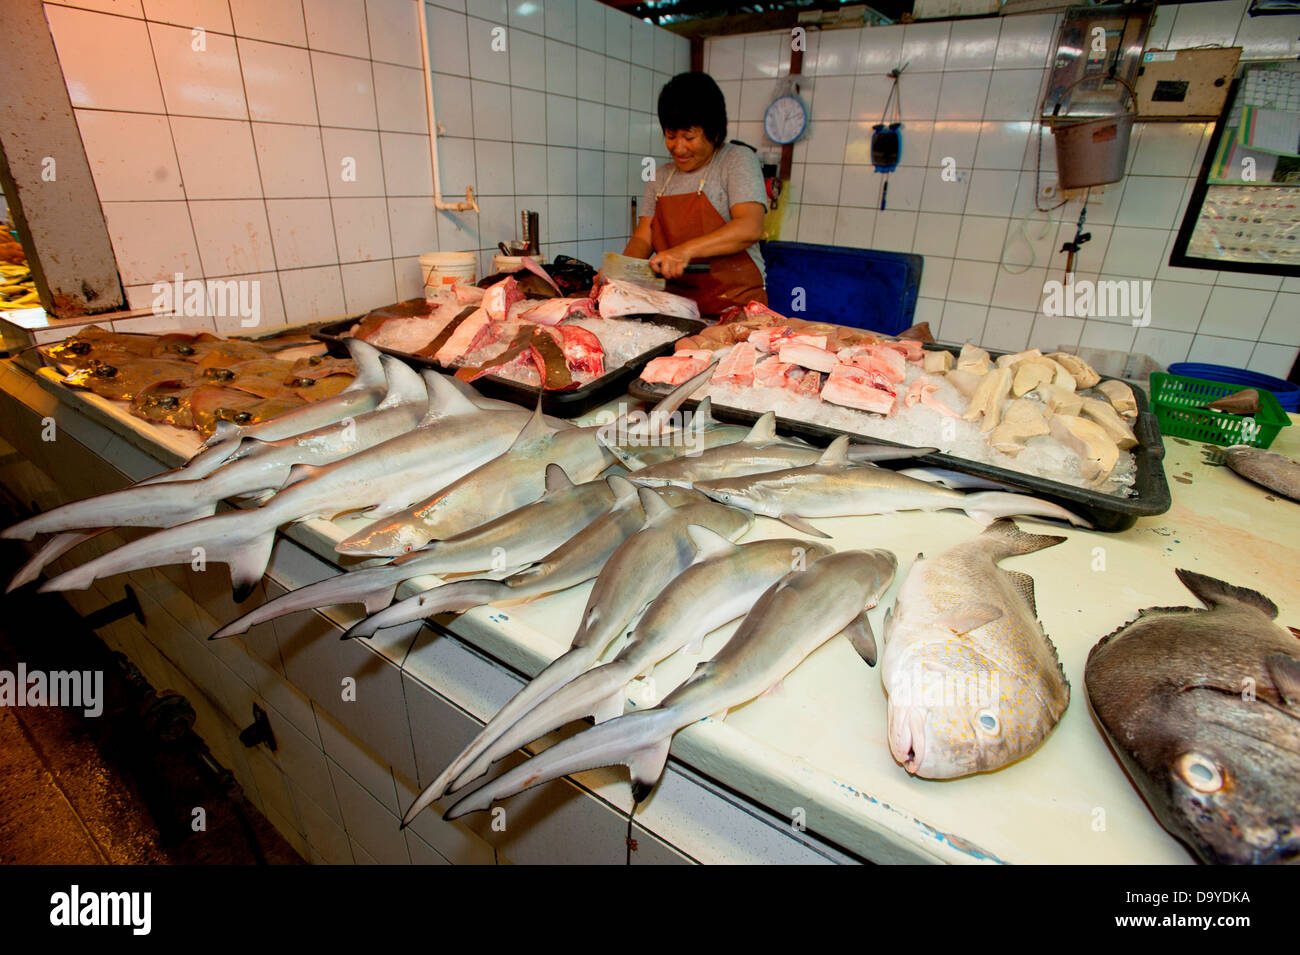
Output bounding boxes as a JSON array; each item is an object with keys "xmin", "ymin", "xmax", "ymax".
[{"xmin": 759, "ymin": 241, "xmax": 922, "ymax": 336}]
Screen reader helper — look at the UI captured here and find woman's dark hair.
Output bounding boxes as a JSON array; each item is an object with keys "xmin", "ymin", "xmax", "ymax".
[{"xmin": 658, "ymin": 72, "xmax": 728, "ymax": 148}]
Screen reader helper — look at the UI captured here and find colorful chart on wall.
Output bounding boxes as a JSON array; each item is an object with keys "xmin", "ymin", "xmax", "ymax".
[{"xmin": 1172, "ymin": 59, "xmax": 1300, "ymax": 276}]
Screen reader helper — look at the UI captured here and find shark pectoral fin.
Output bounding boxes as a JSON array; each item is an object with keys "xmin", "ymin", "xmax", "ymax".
[
  {"xmin": 743, "ymin": 411, "xmax": 777, "ymax": 444},
  {"xmin": 361, "ymin": 584, "xmax": 401, "ymax": 616},
  {"xmin": 200, "ymin": 419, "xmax": 243, "ymax": 450},
  {"xmin": 1265, "ymin": 654, "xmax": 1300, "ymax": 706},
  {"xmin": 710, "ymin": 707, "xmax": 731, "ymax": 719},
  {"xmin": 544, "ymin": 463, "xmax": 574, "ymax": 493},
  {"xmin": 838, "ymin": 611, "xmax": 878, "ymax": 666},
  {"xmin": 936, "ymin": 604, "xmax": 1002, "ymax": 635},
  {"xmin": 627, "ymin": 738, "xmax": 672, "ymax": 804},
  {"xmin": 593, "ymin": 690, "xmax": 625, "ymax": 724},
  {"xmin": 229, "ymin": 532, "xmax": 276, "ymax": 603},
  {"xmin": 684, "ymin": 631, "xmax": 706, "ymax": 655},
  {"xmin": 778, "ymin": 514, "xmax": 830, "ymax": 539}
]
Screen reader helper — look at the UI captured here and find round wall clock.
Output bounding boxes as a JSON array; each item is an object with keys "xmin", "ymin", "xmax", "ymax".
[{"xmin": 764, "ymin": 94, "xmax": 809, "ymax": 145}]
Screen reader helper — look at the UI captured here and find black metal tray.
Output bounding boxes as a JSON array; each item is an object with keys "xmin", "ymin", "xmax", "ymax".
[
  {"xmin": 627, "ymin": 343, "xmax": 1170, "ymax": 533},
  {"xmin": 313, "ymin": 310, "xmax": 705, "ymax": 418}
]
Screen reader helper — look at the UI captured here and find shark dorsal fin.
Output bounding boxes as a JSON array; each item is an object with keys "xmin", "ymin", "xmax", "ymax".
[
  {"xmin": 637, "ymin": 487, "xmax": 674, "ymax": 525},
  {"xmin": 685, "ymin": 524, "xmax": 736, "ymax": 561},
  {"xmin": 743, "ymin": 411, "xmax": 777, "ymax": 445},
  {"xmin": 607, "ymin": 474, "xmax": 639, "ymax": 507},
  {"xmin": 342, "ymin": 338, "xmax": 385, "ymax": 393},
  {"xmin": 544, "ymin": 463, "xmax": 573, "ymax": 493},
  {"xmin": 693, "ymin": 397, "xmax": 717, "ymax": 431},
  {"xmin": 508, "ymin": 400, "xmax": 554, "ymax": 451},
  {"xmin": 816, "ymin": 434, "xmax": 851, "ymax": 467},
  {"xmin": 418, "ymin": 368, "xmax": 482, "ymax": 418},
  {"xmin": 375, "ymin": 355, "xmax": 429, "ymax": 410}
]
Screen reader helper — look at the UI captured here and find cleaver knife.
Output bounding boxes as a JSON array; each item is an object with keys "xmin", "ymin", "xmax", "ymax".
[{"xmin": 601, "ymin": 251, "xmax": 709, "ymax": 290}]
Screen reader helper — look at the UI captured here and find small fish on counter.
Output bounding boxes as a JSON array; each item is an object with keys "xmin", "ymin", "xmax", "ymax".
[
  {"xmin": 1205, "ymin": 444, "xmax": 1300, "ymax": 503},
  {"xmin": 1200, "ymin": 388, "xmax": 1260, "ymax": 415},
  {"xmin": 1085, "ymin": 570, "xmax": 1300, "ymax": 865},
  {"xmin": 881, "ymin": 520, "xmax": 1072, "ymax": 779}
]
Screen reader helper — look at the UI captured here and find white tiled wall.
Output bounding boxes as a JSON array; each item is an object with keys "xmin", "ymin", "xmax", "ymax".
[
  {"xmin": 709, "ymin": 2, "xmax": 1300, "ymax": 378},
  {"xmin": 43, "ymin": 0, "xmax": 688, "ymax": 327}
]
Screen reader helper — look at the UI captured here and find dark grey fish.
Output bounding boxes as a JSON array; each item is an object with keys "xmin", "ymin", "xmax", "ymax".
[{"xmin": 1085, "ymin": 570, "xmax": 1300, "ymax": 865}]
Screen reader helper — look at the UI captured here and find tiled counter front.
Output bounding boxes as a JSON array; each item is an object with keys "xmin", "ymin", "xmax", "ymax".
[{"xmin": 0, "ymin": 361, "xmax": 862, "ymax": 865}]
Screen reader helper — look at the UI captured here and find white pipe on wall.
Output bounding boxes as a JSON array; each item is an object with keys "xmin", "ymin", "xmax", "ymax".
[{"xmin": 416, "ymin": 0, "xmax": 479, "ymax": 214}]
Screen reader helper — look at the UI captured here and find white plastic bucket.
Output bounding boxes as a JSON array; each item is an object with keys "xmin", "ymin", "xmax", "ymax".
[
  {"xmin": 420, "ymin": 252, "xmax": 476, "ymax": 299},
  {"xmin": 491, "ymin": 253, "xmax": 546, "ymax": 275}
]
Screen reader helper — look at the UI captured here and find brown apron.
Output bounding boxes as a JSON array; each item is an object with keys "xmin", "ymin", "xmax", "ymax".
[{"xmin": 650, "ymin": 158, "xmax": 767, "ymax": 318}]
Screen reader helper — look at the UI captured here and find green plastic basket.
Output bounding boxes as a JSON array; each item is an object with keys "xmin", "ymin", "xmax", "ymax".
[{"xmin": 1148, "ymin": 372, "xmax": 1291, "ymax": 448}]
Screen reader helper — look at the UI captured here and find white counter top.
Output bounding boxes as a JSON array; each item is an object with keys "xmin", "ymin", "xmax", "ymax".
[{"xmin": 14, "ymin": 361, "xmax": 1300, "ymax": 864}]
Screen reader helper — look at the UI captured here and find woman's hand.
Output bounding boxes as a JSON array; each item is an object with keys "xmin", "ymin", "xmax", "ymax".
[{"xmin": 649, "ymin": 246, "xmax": 692, "ymax": 280}]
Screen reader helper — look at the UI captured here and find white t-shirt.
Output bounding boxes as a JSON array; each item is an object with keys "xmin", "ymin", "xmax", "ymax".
[{"xmin": 639, "ymin": 142, "xmax": 768, "ymax": 281}]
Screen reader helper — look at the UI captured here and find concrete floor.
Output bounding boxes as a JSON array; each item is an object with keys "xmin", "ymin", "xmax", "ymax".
[{"xmin": 0, "ymin": 516, "xmax": 304, "ymax": 866}]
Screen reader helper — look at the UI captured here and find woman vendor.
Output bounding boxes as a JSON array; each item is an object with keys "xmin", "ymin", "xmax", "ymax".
[{"xmin": 621, "ymin": 72, "xmax": 769, "ymax": 318}]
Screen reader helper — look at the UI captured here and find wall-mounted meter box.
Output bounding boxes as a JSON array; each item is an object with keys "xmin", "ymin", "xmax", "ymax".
[
  {"xmin": 1135, "ymin": 47, "xmax": 1242, "ymax": 121},
  {"xmin": 1042, "ymin": 3, "xmax": 1155, "ymax": 121}
]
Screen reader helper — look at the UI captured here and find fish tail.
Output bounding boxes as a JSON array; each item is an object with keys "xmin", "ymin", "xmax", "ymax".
[
  {"xmin": 974, "ymin": 517, "xmax": 1068, "ymax": 557},
  {"xmin": 6, "ymin": 530, "xmax": 103, "ymax": 592},
  {"xmin": 962, "ymin": 493, "xmax": 1090, "ymax": 530},
  {"xmin": 341, "ymin": 577, "xmax": 509, "ymax": 640},
  {"xmin": 1176, "ymin": 569, "xmax": 1278, "ymax": 618},
  {"xmin": 39, "ymin": 510, "xmax": 277, "ymax": 600},
  {"xmin": 448, "ymin": 662, "xmax": 636, "ymax": 797},
  {"xmin": 424, "ymin": 647, "xmax": 597, "ymax": 805},
  {"xmin": 2, "ymin": 481, "xmax": 220, "ymax": 539},
  {"xmin": 439, "ymin": 710, "xmax": 676, "ymax": 821},
  {"xmin": 211, "ymin": 565, "xmax": 404, "ymax": 639}
]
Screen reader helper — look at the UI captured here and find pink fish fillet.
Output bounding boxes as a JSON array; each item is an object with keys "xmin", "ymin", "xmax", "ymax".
[
  {"xmin": 904, "ymin": 377, "xmax": 960, "ymax": 416},
  {"xmin": 837, "ymin": 344, "xmax": 906, "ymax": 383},
  {"xmin": 521, "ymin": 297, "xmax": 599, "ymax": 326},
  {"xmin": 743, "ymin": 300, "xmax": 790, "ymax": 323},
  {"xmin": 753, "ymin": 357, "xmax": 794, "ymax": 388},
  {"xmin": 778, "ymin": 342, "xmax": 837, "ymax": 373},
  {"xmin": 713, "ymin": 341, "xmax": 758, "ymax": 386},
  {"xmin": 880, "ymin": 339, "xmax": 924, "ymax": 362},
  {"xmin": 822, "ymin": 363, "xmax": 896, "ymax": 416},
  {"xmin": 676, "ymin": 349, "xmax": 716, "ymax": 363},
  {"xmin": 788, "ymin": 334, "xmax": 828, "ymax": 350},
  {"xmin": 790, "ymin": 367, "xmax": 822, "ymax": 396},
  {"xmin": 454, "ymin": 284, "xmax": 485, "ymax": 305},
  {"xmin": 554, "ymin": 324, "xmax": 604, "ymax": 375},
  {"xmin": 641, "ymin": 355, "xmax": 707, "ymax": 386},
  {"xmin": 434, "ymin": 307, "xmax": 490, "ymax": 364},
  {"xmin": 747, "ymin": 326, "xmax": 793, "ymax": 352},
  {"xmin": 481, "ymin": 276, "xmax": 524, "ymax": 322}
]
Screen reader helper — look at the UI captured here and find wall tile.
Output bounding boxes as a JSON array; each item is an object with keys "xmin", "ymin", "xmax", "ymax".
[
  {"xmin": 238, "ymin": 40, "xmax": 318, "ymax": 125},
  {"xmin": 253, "ymin": 124, "xmax": 329, "ymax": 198},
  {"xmin": 901, "ymin": 21, "xmax": 951, "ymax": 72},
  {"xmin": 388, "ymin": 197, "xmax": 438, "ymax": 257},
  {"xmin": 938, "ymin": 300, "xmax": 987, "ymax": 344},
  {"xmin": 46, "ymin": 6, "xmax": 165, "ymax": 112},
  {"xmin": 467, "ymin": 15, "xmax": 506, "ymax": 80},
  {"xmin": 168, "ymin": 116, "xmax": 261, "ymax": 199},
  {"xmin": 367, "ymin": 0, "xmax": 423, "ymax": 66},
  {"xmin": 341, "ymin": 259, "xmax": 398, "ymax": 312},
  {"xmin": 374, "ymin": 63, "xmax": 429, "ymax": 134},
  {"xmin": 982, "ymin": 307, "xmax": 1033, "ymax": 352},
  {"xmin": 331, "ymin": 196, "xmax": 393, "ymax": 261},
  {"xmin": 983, "ymin": 69, "xmax": 1043, "ymax": 122},
  {"xmin": 511, "ymin": 87, "xmax": 547, "ymax": 145},
  {"xmin": 278, "ymin": 266, "xmax": 346, "ymax": 321},
  {"xmin": 1199, "ymin": 286, "xmax": 1276, "ymax": 340},
  {"xmin": 1115, "ymin": 177, "xmax": 1184, "ymax": 230},
  {"xmin": 1247, "ymin": 343, "xmax": 1300, "ymax": 379},
  {"xmin": 320, "ymin": 128, "xmax": 386, "ymax": 196},
  {"xmin": 1188, "ymin": 332, "xmax": 1255, "ymax": 367},
  {"xmin": 1133, "ymin": 326, "xmax": 1192, "ymax": 367},
  {"xmin": 102, "ymin": 201, "xmax": 201, "ymax": 285},
  {"xmin": 266, "ymin": 198, "xmax": 339, "ymax": 269},
  {"xmin": 1147, "ymin": 280, "xmax": 1211, "ymax": 334},
  {"xmin": 189, "ymin": 199, "xmax": 277, "ymax": 275},
  {"xmin": 75, "ymin": 111, "xmax": 183, "ymax": 202},
  {"xmin": 431, "ymin": 72, "xmax": 474, "ymax": 137},
  {"xmin": 1028, "ymin": 312, "xmax": 1083, "ymax": 351},
  {"xmin": 833, "ymin": 207, "xmax": 875, "ymax": 248},
  {"xmin": 304, "ymin": 0, "xmax": 371, "ymax": 58},
  {"xmin": 544, "ymin": 0, "xmax": 575, "ymax": 38},
  {"xmin": 150, "ymin": 21, "xmax": 248, "ymax": 119},
  {"xmin": 428, "ymin": 6, "xmax": 470, "ymax": 76},
  {"xmin": 1260, "ymin": 292, "xmax": 1300, "ymax": 345},
  {"xmin": 937, "ymin": 73, "xmax": 990, "ymax": 121},
  {"xmin": 229, "ymin": 0, "xmax": 307, "ymax": 45},
  {"xmin": 312, "ymin": 52, "xmax": 378, "ymax": 128},
  {"xmin": 381, "ymin": 132, "xmax": 434, "ymax": 196},
  {"xmin": 1167, "ymin": 0, "xmax": 1248, "ymax": 49},
  {"xmin": 944, "ymin": 17, "xmax": 999, "ymax": 70}
]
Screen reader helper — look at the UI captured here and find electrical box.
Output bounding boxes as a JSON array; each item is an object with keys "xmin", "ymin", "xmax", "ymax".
[
  {"xmin": 1135, "ymin": 47, "xmax": 1242, "ymax": 121},
  {"xmin": 1042, "ymin": 3, "xmax": 1155, "ymax": 121}
]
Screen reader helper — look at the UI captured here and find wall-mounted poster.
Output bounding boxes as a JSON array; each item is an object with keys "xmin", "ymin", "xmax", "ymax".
[{"xmin": 1172, "ymin": 59, "xmax": 1300, "ymax": 276}]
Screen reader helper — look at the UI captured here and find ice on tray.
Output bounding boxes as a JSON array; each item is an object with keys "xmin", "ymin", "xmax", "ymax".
[{"xmin": 679, "ymin": 350, "xmax": 1138, "ymax": 498}]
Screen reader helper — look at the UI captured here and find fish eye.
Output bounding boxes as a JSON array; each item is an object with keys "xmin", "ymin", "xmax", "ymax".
[
  {"xmin": 68, "ymin": 341, "xmax": 91, "ymax": 355},
  {"xmin": 176, "ymin": 344, "xmax": 195, "ymax": 356},
  {"xmin": 1176, "ymin": 753, "xmax": 1224, "ymax": 793},
  {"xmin": 290, "ymin": 377, "xmax": 314, "ymax": 387},
  {"xmin": 93, "ymin": 364, "xmax": 118, "ymax": 379},
  {"xmin": 974, "ymin": 709, "xmax": 999, "ymax": 735}
]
